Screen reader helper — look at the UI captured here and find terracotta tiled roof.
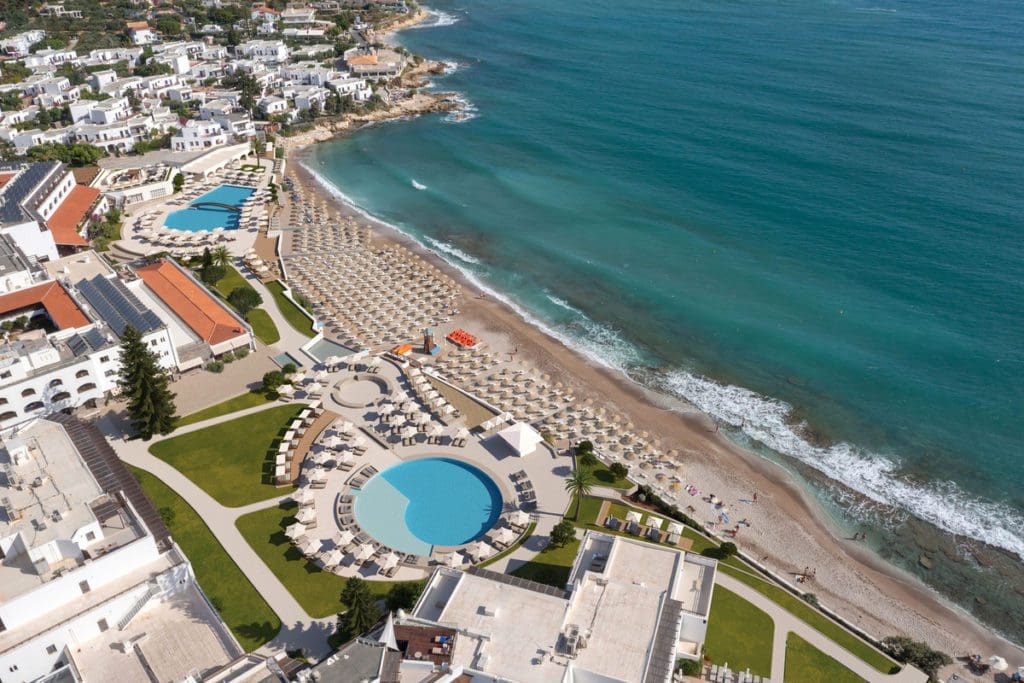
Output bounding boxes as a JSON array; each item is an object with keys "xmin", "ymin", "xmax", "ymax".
[
  {"xmin": 0, "ymin": 281, "xmax": 90, "ymax": 330},
  {"xmin": 46, "ymin": 185, "xmax": 98, "ymax": 247},
  {"xmin": 253, "ymin": 5, "xmax": 281, "ymax": 14},
  {"xmin": 347, "ymin": 54, "xmax": 378, "ymax": 66},
  {"xmin": 71, "ymin": 166, "xmax": 100, "ymax": 186},
  {"xmin": 126, "ymin": 21, "xmax": 151, "ymax": 30},
  {"xmin": 0, "ymin": 173, "xmax": 16, "ymax": 190},
  {"xmin": 135, "ymin": 260, "xmax": 247, "ymax": 345}
]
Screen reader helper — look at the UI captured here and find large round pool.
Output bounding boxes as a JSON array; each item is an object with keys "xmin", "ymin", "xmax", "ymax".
[{"xmin": 353, "ymin": 458, "xmax": 502, "ymax": 555}]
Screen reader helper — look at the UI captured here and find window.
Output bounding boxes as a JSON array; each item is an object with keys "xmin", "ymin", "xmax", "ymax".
[
  {"xmin": 0, "ymin": 398, "xmax": 6, "ymax": 406},
  {"xmin": 96, "ymin": 618, "xmax": 108, "ymax": 632},
  {"xmin": 77, "ymin": 383, "xmax": 97, "ymax": 393},
  {"xmin": 0, "ymin": 411, "xmax": 15, "ymax": 421},
  {"xmin": 24, "ymin": 402, "xmax": 43, "ymax": 412},
  {"xmin": 46, "ymin": 644, "xmax": 57, "ymax": 655},
  {"xmin": 100, "ymin": 355, "xmax": 110, "ymax": 363},
  {"xmin": 51, "ymin": 392, "xmax": 70, "ymax": 402},
  {"xmin": 76, "ymin": 369, "xmax": 89, "ymax": 379},
  {"xmin": 0, "ymin": 371, "xmax": 10, "ymax": 379},
  {"xmin": 20, "ymin": 388, "xmax": 35, "ymax": 398},
  {"xmin": 48, "ymin": 379, "xmax": 63, "ymax": 387},
  {"xmin": 85, "ymin": 531, "xmax": 95, "ymax": 541},
  {"xmin": 79, "ymin": 580, "xmax": 90, "ymax": 594}
]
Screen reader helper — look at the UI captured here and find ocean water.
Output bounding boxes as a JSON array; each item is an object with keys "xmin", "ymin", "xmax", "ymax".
[{"xmin": 309, "ymin": 0, "xmax": 1024, "ymax": 639}]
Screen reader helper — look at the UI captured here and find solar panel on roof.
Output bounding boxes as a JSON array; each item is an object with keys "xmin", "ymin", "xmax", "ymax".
[{"xmin": 78, "ymin": 276, "xmax": 162, "ymax": 337}]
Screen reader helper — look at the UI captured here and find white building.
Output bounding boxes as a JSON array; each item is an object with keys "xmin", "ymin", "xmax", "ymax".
[
  {"xmin": 23, "ymin": 48, "xmax": 78, "ymax": 70},
  {"xmin": 410, "ymin": 530, "xmax": 717, "ymax": 681},
  {"xmin": 0, "ymin": 31, "xmax": 45, "ymax": 58},
  {"xmin": 213, "ymin": 112, "xmax": 256, "ymax": 140},
  {"xmin": 328, "ymin": 76, "xmax": 372, "ymax": 102},
  {"xmin": 259, "ymin": 95, "xmax": 290, "ymax": 117},
  {"xmin": 236, "ymin": 39, "xmax": 290, "ymax": 63},
  {"xmin": 0, "ymin": 415, "xmax": 242, "ymax": 683},
  {"xmin": 171, "ymin": 119, "xmax": 227, "ymax": 152},
  {"xmin": 90, "ymin": 165, "xmax": 175, "ymax": 208},
  {"xmin": 0, "ymin": 160, "xmax": 71, "ymax": 262},
  {"xmin": 281, "ymin": 6, "xmax": 317, "ymax": 24},
  {"xmin": 126, "ymin": 21, "xmax": 160, "ymax": 46},
  {"xmin": 343, "ymin": 46, "xmax": 407, "ymax": 79},
  {"xmin": 87, "ymin": 97, "xmax": 131, "ymax": 125}
]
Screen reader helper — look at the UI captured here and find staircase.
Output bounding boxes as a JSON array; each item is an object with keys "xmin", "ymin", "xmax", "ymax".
[{"xmin": 118, "ymin": 581, "xmax": 161, "ymax": 630}]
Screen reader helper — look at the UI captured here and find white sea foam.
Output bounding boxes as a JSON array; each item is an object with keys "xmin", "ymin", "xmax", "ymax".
[
  {"xmin": 408, "ymin": 8, "xmax": 461, "ymax": 29},
  {"xmin": 412, "ymin": 179, "xmax": 427, "ymax": 190},
  {"xmin": 443, "ymin": 95, "xmax": 479, "ymax": 124},
  {"xmin": 301, "ymin": 159, "xmax": 1024, "ymax": 560},
  {"xmin": 658, "ymin": 369, "xmax": 1024, "ymax": 559},
  {"xmin": 423, "ymin": 236, "xmax": 479, "ymax": 264}
]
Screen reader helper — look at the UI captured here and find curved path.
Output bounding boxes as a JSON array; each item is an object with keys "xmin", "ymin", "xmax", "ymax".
[
  {"xmin": 716, "ymin": 572, "xmax": 926, "ymax": 683},
  {"xmin": 105, "ymin": 405, "xmax": 335, "ymax": 660}
]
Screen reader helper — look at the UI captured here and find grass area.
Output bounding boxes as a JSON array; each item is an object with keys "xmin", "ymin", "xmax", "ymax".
[
  {"xmin": 245, "ymin": 308, "xmax": 280, "ymax": 345},
  {"xmin": 704, "ymin": 585, "xmax": 774, "ymax": 676},
  {"xmin": 785, "ymin": 633, "xmax": 866, "ymax": 682},
  {"xmin": 580, "ymin": 461, "xmax": 632, "ymax": 489},
  {"xmin": 212, "ymin": 265, "xmax": 252, "ymax": 299},
  {"xmin": 509, "ymin": 535, "xmax": 580, "ymax": 587},
  {"xmin": 267, "ymin": 281, "xmax": 315, "ymax": 338},
  {"xmin": 130, "ymin": 467, "xmax": 280, "ymax": 650},
  {"xmin": 718, "ymin": 564, "xmax": 898, "ymax": 674},
  {"xmin": 236, "ymin": 502, "xmax": 403, "ymax": 618},
  {"xmin": 177, "ymin": 391, "xmax": 275, "ymax": 428},
  {"xmin": 150, "ymin": 404, "xmax": 302, "ymax": 507}
]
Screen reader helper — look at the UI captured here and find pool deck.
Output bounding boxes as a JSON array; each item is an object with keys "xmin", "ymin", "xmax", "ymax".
[{"xmin": 288, "ymin": 356, "xmax": 571, "ymax": 582}]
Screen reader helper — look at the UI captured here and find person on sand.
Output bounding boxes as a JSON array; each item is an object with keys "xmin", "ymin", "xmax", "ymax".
[{"xmin": 753, "ymin": 492, "xmax": 758, "ymax": 503}]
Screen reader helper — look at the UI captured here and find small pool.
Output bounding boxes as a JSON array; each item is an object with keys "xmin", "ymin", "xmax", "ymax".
[
  {"xmin": 164, "ymin": 184, "xmax": 255, "ymax": 232},
  {"xmin": 306, "ymin": 338, "xmax": 355, "ymax": 362},
  {"xmin": 353, "ymin": 458, "xmax": 502, "ymax": 555}
]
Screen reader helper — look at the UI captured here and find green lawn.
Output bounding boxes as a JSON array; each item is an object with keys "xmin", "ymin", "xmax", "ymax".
[
  {"xmin": 785, "ymin": 633, "xmax": 865, "ymax": 682},
  {"xmin": 150, "ymin": 404, "xmax": 302, "ymax": 507},
  {"xmin": 177, "ymin": 391, "xmax": 275, "ymax": 428},
  {"xmin": 130, "ymin": 467, "xmax": 280, "ymax": 650},
  {"xmin": 213, "ymin": 265, "xmax": 253, "ymax": 299},
  {"xmin": 509, "ymin": 536, "xmax": 580, "ymax": 587},
  {"xmin": 235, "ymin": 502, "xmax": 404, "ymax": 618},
  {"xmin": 479, "ymin": 522, "xmax": 537, "ymax": 569},
  {"xmin": 704, "ymin": 585, "xmax": 774, "ymax": 676},
  {"xmin": 245, "ymin": 308, "xmax": 280, "ymax": 345},
  {"xmin": 580, "ymin": 461, "xmax": 632, "ymax": 489},
  {"xmin": 717, "ymin": 564, "xmax": 898, "ymax": 674},
  {"xmin": 267, "ymin": 281, "xmax": 315, "ymax": 337}
]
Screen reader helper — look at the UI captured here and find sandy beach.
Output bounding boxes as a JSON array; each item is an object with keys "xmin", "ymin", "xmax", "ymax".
[{"xmin": 272, "ymin": 9, "xmax": 1023, "ymax": 675}]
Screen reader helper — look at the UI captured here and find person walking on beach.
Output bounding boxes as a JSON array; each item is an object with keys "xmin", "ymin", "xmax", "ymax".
[{"xmin": 753, "ymin": 492, "xmax": 758, "ymax": 503}]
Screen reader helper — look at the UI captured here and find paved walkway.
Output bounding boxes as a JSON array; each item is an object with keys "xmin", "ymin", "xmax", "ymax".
[
  {"xmin": 239, "ymin": 262, "xmax": 316, "ymax": 356},
  {"xmin": 715, "ymin": 572, "xmax": 926, "ymax": 683},
  {"xmin": 106, "ymin": 405, "xmax": 336, "ymax": 660}
]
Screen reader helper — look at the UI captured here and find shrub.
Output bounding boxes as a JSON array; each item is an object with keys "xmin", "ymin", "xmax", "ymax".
[
  {"xmin": 677, "ymin": 658, "xmax": 702, "ymax": 676},
  {"xmin": 575, "ymin": 440, "xmax": 594, "ymax": 455},
  {"xmin": 385, "ymin": 581, "xmax": 424, "ymax": 612},
  {"xmin": 802, "ymin": 592, "xmax": 819, "ymax": 607},
  {"xmin": 227, "ymin": 286, "xmax": 263, "ymax": 316},
  {"xmin": 262, "ymin": 370, "xmax": 284, "ymax": 391},
  {"xmin": 200, "ymin": 264, "xmax": 226, "ymax": 285},
  {"xmin": 609, "ymin": 462, "xmax": 629, "ymax": 479},
  {"xmin": 879, "ymin": 636, "xmax": 951, "ymax": 678},
  {"xmin": 157, "ymin": 506, "xmax": 176, "ymax": 525},
  {"xmin": 233, "ymin": 347, "xmax": 249, "ymax": 360},
  {"xmin": 549, "ymin": 519, "xmax": 576, "ymax": 548},
  {"xmin": 205, "ymin": 360, "xmax": 224, "ymax": 373},
  {"xmin": 282, "ymin": 362, "xmax": 297, "ymax": 375},
  {"xmin": 172, "ymin": 173, "xmax": 184, "ymax": 193},
  {"xmin": 578, "ymin": 451, "xmax": 598, "ymax": 468}
]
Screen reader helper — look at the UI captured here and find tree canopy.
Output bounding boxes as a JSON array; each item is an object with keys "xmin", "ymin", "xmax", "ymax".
[
  {"xmin": 117, "ymin": 325, "xmax": 177, "ymax": 439},
  {"xmin": 26, "ymin": 142, "xmax": 105, "ymax": 167}
]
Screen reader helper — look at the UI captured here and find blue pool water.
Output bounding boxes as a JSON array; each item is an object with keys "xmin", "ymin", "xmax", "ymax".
[
  {"xmin": 353, "ymin": 458, "xmax": 502, "ymax": 554},
  {"xmin": 164, "ymin": 185, "xmax": 255, "ymax": 232}
]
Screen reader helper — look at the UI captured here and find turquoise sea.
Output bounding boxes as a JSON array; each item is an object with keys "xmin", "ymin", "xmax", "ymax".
[{"xmin": 308, "ymin": 0, "xmax": 1024, "ymax": 640}]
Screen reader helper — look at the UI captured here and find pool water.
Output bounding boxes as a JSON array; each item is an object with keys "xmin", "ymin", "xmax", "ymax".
[
  {"xmin": 353, "ymin": 458, "xmax": 502, "ymax": 555},
  {"xmin": 163, "ymin": 184, "xmax": 255, "ymax": 232},
  {"xmin": 305, "ymin": 337, "xmax": 355, "ymax": 362}
]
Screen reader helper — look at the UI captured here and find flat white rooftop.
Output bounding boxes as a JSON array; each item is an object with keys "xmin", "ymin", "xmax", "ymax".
[{"xmin": 413, "ymin": 532, "xmax": 714, "ymax": 683}]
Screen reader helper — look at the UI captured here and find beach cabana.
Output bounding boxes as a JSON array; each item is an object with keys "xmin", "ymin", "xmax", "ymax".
[
  {"xmin": 625, "ymin": 510, "xmax": 643, "ymax": 524},
  {"xmin": 492, "ymin": 527, "xmax": 516, "ymax": 547},
  {"xmin": 465, "ymin": 541, "xmax": 494, "ymax": 562},
  {"xmin": 508, "ymin": 509, "xmax": 531, "ymax": 529},
  {"xmin": 378, "ymin": 552, "xmax": 400, "ymax": 571},
  {"xmin": 336, "ymin": 529, "xmax": 355, "ymax": 547},
  {"xmin": 646, "ymin": 516, "xmax": 664, "ymax": 530},
  {"xmin": 666, "ymin": 521, "xmax": 685, "ymax": 536},
  {"xmin": 353, "ymin": 543, "xmax": 375, "ymax": 563},
  {"xmin": 495, "ymin": 422, "xmax": 544, "ymax": 457},
  {"xmin": 293, "ymin": 487, "xmax": 315, "ymax": 506},
  {"xmin": 323, "ymin": 548, "xmax": 346, "ymax": 567},
  {"xmin": 296, "ymin": 506, "xmax": 317, "ymax": 525}
]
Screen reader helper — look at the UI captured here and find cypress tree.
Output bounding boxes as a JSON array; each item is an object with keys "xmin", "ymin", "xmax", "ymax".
[{"xmin": 118, "ymin": 325, "xmax": 178, "ymax": 439}]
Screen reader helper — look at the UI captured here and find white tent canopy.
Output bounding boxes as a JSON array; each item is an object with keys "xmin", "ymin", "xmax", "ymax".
[{"xmin": 496, "ymin": 422, "xmax": 545, "ymax": 457}]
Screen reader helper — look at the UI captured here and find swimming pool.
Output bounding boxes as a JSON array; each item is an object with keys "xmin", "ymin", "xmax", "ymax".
[
  {"xmin": 163, "ymin": 185, "xmax": 255, "ymax": 232},
  {"xmin": 353, "ymin": 458, "xmax": 502, "ymax": 555}
]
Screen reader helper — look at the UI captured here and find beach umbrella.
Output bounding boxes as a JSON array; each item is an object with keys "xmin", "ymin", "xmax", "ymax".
[
  {"xmin": 322, "ymin": 435, "xmax": 342, "ymax": 450},
  {"xmin": 323, "ymin": 548, "xmax": 345, "ymax": 567},
  {"xmin": 309, "ymin": 469, "xmax": 327, "ymax": 484},
  {"xmin": 285, "ymin": 522, "xmax": 306, "ymax": 540},
  {"xmin": 625, "ymin": 510, "xmax": 643, "ymax": 524},
  {"xmin": 336, "ymin": 451, "xmax": 355, "ymax": 465},
  {"xmin": 509, "ymin": 510, "xmax": 531, "ymax": 527},
  {"xmin": 293, "ymin": 487, "xmax": 315, "ymax": 506},
  {"xmin": 666, "ymin": 521, "xmax": 685, "ymax": 535},
  {"xmin": 440, "ymin": 552, "xmax": 463, "ymax": 568},
  {"xmin": 336, "ymin": 529, "xmax": 355, "ymax": 547},
  {"xmin": 401, "ymin": 425, "xmax": 417, "ymax": 441},
  {"xmin": 278, "ymin": 384, "xmax": 295, "ymax": 398},
  {"xmin": 379, "ymin": 402, "xmax": 395, "ymax": 416},
  {"xmin": 337, "ymin": 420, "xmax": 354, "ymax": 434},
  {"xmin": 428, "ymin": 424, "xmax": 445, "ymax": 441},
  {"xmin": 352, "ymin": 434, "xmax": 367, "ymax": 448},
  {"xmin": 455, "ymin": 427, "xmax": 470, "ymax": 442},
  {"xmin": 416, "ymin": 412, "xmax": 431, "ymax": 425},
  {"xmin": 296, "ymin": 506, "xmax": 317, "ymax": 525},
  {"xmin": 297, "ymin": 536, "xmax": 319, "ymax": 555},
  {"xmin": 492, "ymin": 527, "xmax": 516, "ymax": 546},
  {"xmin": 378, "ymin": 552, "xmax": 400, "ymax": 571},
  {"xmin": 354, "ymin": 543, "xmax": 375, "ymax": 562},
  {"xmin": 389, "ymin": 414, "xmax": 405, "ymax": 429},
  {"xmin": 646, "ymin": 516, "xmax": 664, "ymax": 530},
  {"xmin": 325, "ymin": 355, "xmax": 342, "ymax": 368},
  {"xmin": 989, "ymin": 656, "xmax": 1008, "ymax": 672},
  {"xmin": 466, "ymin": 541, "xmax": 494, "ymax": 561}
]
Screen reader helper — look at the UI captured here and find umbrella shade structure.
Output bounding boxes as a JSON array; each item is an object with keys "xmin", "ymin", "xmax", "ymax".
[
  {"xmin": 277, "ymin": 384, "xmax": 295, "ymax": 397},
  {"xmin": 666, "ymin": 521, "xmax": 684, "ymax": 535},
  {"xmin": 309, "ymin": 469, "xmax": 327, "ymax": 484},
  {"xmin": 466, "ymin": 541, "xmax": 494, "ymax": 561},
  {"xmin": 389, "ymin": 415, "xmax": 405, "ymax": 428},
  {"xmin": 354, "ymin": 543, "xmax": 376, "ymax": 561},
  {"xmin": 625, "ymin": 510, "xmax": 643, "ymax": 524},
  {"xmin": 401, "ymin": 426, "xmax": 418, "ymax": 440},
  {"xmin": 455, "ymin": 427, "xmax": 470, "ymax": 440},
  {"xmin": 293, "ymin": 487, "xmax": 314, "ymax": 505},
  {"xmin": 297, "ymin": 536, "xmax": 319, "ymax": 555},
  {"xmin": 440, "ymin": 552, "xmax": 463, "ymax": 568},
  {"xmin": 492, "ymin": 527, "xmax": 516, "ymax": 545},
  {"xmin": 336, "ymin": 451, "xmax": 355, "ymax": 465},
  {"xmin": 646, "ymin": 516, "xmax": 664, "ymax": 530},
  {"xmin": 324, "ymin": 355, "xmax": 342, "ymax": 368},
  {"xmin": 508, "ymin": 510, "xmax": 531, "ymax": 527},
  {"xmin": 378, "ymin": 552, "xmax": 400, "ymax": 570},
  {"xmin": 337, "ymin": 420, "xmax": 354, "ymax": 434},
  {"xmin": 285, "ymin": 522, "xmax": 307, "ymax": 540},
  {"xmin": 296, "ymin": 507, "xmax": 317, "ymax": 524},
  {"xmin": 336, "ymin": 530, "xmax": 355, "ymax": 547},
  {"xmin": 352, "ymin": 435, "xmax": 368, "ymax": 448},
  {"xmin": 323, "ymin": 548, "xmax": 346, "ymax": 566},
  {"xmin": 496, "ymin": 422, "xmax": 544, "ymax": 457},
  {"xmin": 322, "ymin": 435, "xmax": 342, "ymax": 450},
  {"xmin": 989, "ymin": 656, "xmax": 1008, "ymax": 672},
  {"xmin": 379, "ymin": 403, "xmax": 395, "ymax": 416}
]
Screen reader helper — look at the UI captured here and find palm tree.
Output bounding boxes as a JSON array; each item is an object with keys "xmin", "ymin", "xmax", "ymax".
[
  {"xmin": 564, "ymin": 469, "xmax": 596, "ymax": 521},
  {"xmin": 212, "ymin": 245, "xmax": 231, "ymax": 268}
]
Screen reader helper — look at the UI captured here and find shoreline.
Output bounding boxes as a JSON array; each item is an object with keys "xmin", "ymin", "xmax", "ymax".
[
  {"xmin": 284, "ymin": 151, "xmax": 1023, "ymax": 670},
  {"xmin": 277, "ymin": 9, "xmax": 1023, "ymax": 675}
]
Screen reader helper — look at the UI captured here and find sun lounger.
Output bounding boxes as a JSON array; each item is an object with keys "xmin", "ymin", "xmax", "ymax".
[{"xmin": 605, "ymin": 516, "xmax": 622, "ymax": 531}]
